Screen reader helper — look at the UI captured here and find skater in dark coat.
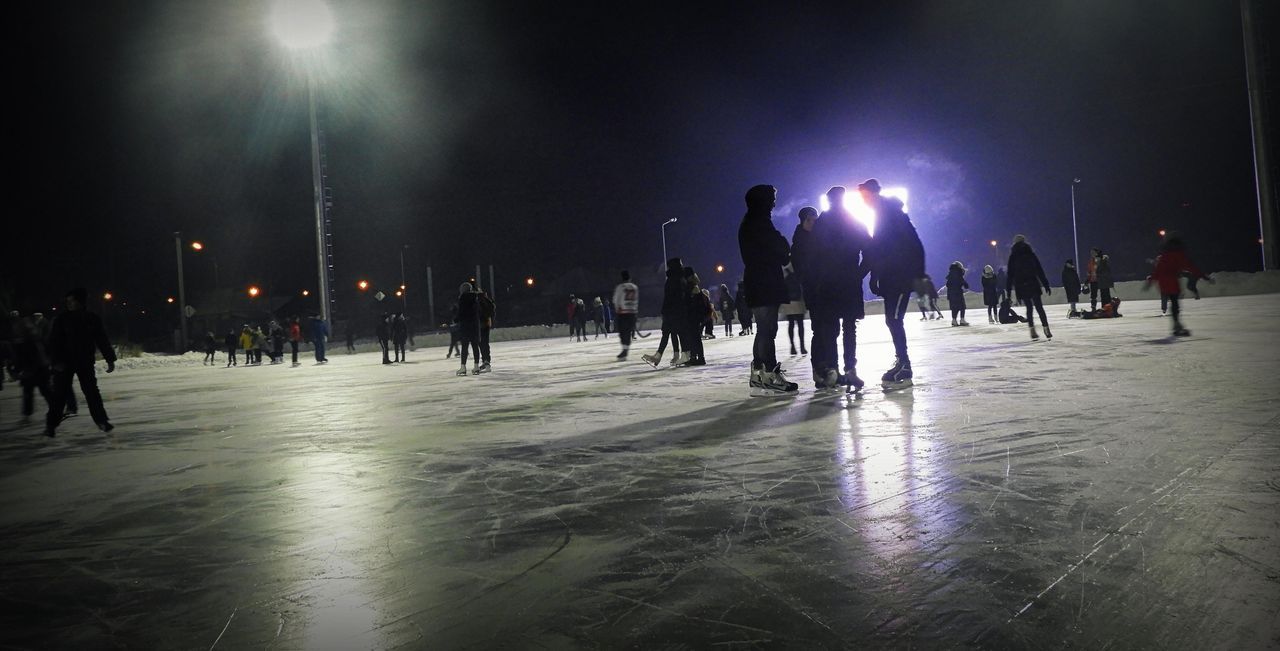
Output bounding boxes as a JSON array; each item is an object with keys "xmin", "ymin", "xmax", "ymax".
[
  {"xmin": 998, "ymin": 296, "xmax": 1027, "ymax": 323},
  {"xmin": 203, "ymin": 332, "xmax": 217, "ymax": 365},
  {"xmin": 377, "ymin": 313, "xmax": 392, "ymax": 364},
  {"xmin": 224, "ymin": 330, "xmax": 238, "ymax": 367},
  {"xmin": 44, "ymin": 288, "xmax": 117, "ymax": 436},
  {"xmin": 734, "ymin": 281, "xmax": 753, "ymax": 336},
  {"xmin": 718, "ymin": 283, "xmax": 735, "ymax": 337},
  {"xmin": 981, "ymin": 265, "xmax": 1000, "ymax": 323},
  {"xmin": 1145, "ymin": 232, "xmax": 1207, "ymax": 337},
  {"xmin": 944, "ymin": 261, "xmax": 970, "ymax": 326},
  {"xmin": 860, "ymin": 179, "xmax": 924, "ymax": 387},
  {"xmin": 1005, "ymin": 235, "xmax": 1053, "ymax": 340},
  {"xmin": 737, "ymin": 184, "xmax": 797, "ymax": 392},
  {"xmin": 1061, "ymin": 260, "xmax": 1082, "ymax": 315},
  {"xmin": 454, "ymin": 283, "xmax": 482, "ymax": 374},
  {"xmin": 803, "ymin": 187, "xmax": 870, "ymax": 389},
  {"xmin": 642, "ymin": 260, "xmax": 686, "ymax": 367},
  {"xmin": 12, "ymin": 316, "xmax": 53, "ymax": 422},
  {"xmin": 681, "ymin": 267, "xmax": 707, "ymax": 365},
  {"xmin": 308, "ymin": 315, "xmax": 329, "ymax": 362},
  {"xmin": 1088, "ymin": 248, "xmax": 1114, "ymax": 312},
  {"xmin": 392, "ymin": 313, "xmax": 409, "ymax": 362}
]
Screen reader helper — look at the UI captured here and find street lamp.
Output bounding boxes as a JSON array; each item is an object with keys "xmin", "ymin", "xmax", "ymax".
[
  {"xmin": 272, "ymin": 0, "xmax": 336, "ymax": 323},
  {"xmin": 399, "ymin": 245, "xmax": 409, "ymax": 314},
  {"xmin": 661, "ymin": 218, "xmax": 678, "ymax": 269},
  {"xmin": 173, "ymin": 232, "xmax": 190, "ymax": 352},
  {"xmin": 526, "ymin": 277, "xmax": 535, "ymax": 287},
  {"xmin": 1070, "ymin": 178, "xmax": 1082, "ymax": 271},
  {"xmin": 1158, "ymin": 229, "xmax": 1167, "ymax": 237},
  {"xmin": 990, "ymin": 239, "xmax": 999, "ymax": 267},
  {"xmin": 190, "ymin": 241, "xmax": 204, "ymax": 251},
  {"xmin": 248, "ymin": 286, "xmax": 261, "ymax": 298},
  {"xmin": 715, "ymin": 264, "xmax": 725, "ymax": 273},
  {"xmin": 357, "ymin": 280, "xmax": 369, "ymax": 291}
]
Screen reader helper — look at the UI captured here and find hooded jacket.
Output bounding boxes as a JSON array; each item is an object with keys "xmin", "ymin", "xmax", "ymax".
[
  {"xmin": 1006, "ymin": 241, "xmax": 1051, "ymax": 302},
  {"xmin": 944, "ymin": 266, "xmax": 969, "ymax": 300},
  {"xmin": 981, "ymin": 272, "xmax": 1000, "ymax": 306},
  {"xmin": 661, "ymin": 266, "xmax": 686, "ymax": 325},
  {"xmin": 1061, "ymin": 264, "xmax": 1082, "ymax": 300},
  {"xmin": 804, "ymin": 206, "xmax": 870, "ymax": 316},
  {"xmin": 867, "ymin": 197, "xmax": 925, "ymax": 296},
  {"xmin": 738, "ymin": 206, "xmax": 791, "ymax": 308},
  {"xmin": 1148, "ymin": 246, "xmax": 1202, "ymax": 295}
]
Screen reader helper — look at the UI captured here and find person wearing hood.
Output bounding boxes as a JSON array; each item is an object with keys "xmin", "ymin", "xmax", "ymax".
[
  {"xmin": 998, "ymin": 295, "xmax": 1027, "ymax": 324},
  {"xmin": 270, "ymin": 321, "xmax": 285, "ymax": 364},
  {"xmin": 1144, "ymin": 232, "xmax": 1208, "ymax": 337},
  {"xmin": 454, "ymin": 282, "xmax": 481, "ymax": 375},
  {"xmin": 944, "ymin": 261, "xmax": 970, "ymax": 326},
  {"xmin": 1006, "ymin": 235, "xmax": 1053, "ymax": 340},
  {"xmin": 717, "ymin": 283, "xmax": 735, "ymax": 337},
  {"xmin": 43, "ymin": 288, "xmax": 117, "ymax": 436},
  {"xmin": 224, "ymin": 329, "xmax": 238, "ymax": 367},
  {"xmin": 860, "ymin": 178, "xmax": 925, "ymax": 388},
  {"xmin": 1088, "ymin": 247, "xmax": 1114, "ymax": 312},
  {"xmin": 681, "ymin": 266, "xmax": 708, "ymax": 365},
  {"xmin": 643, "ymin": 259, "xmax": 686, "ymax": 367},
  {"xmin": 392, "ymin": 313, "xmax": 409, "ymax": 362},
  {"xmin": 737, "ymin": 184, "xmax": 798, "ymax": 393},
  {"xmin": 1061, "ymin": 259, "xmax": 1083, "ymax": 316},
  {"xmin": 734, "ymin": 280, "xmax": 753, "ymax": 336},
  {"xmin": 202, "ymin": 331, "xmax": 217, "ymax": 365},
  {"xmin": 803, "ymin": 187, "xmax": 870, "ymax": 389},
  {"xmin": 981, "ymin": 265, "xmax": 1000, "ymax": 323},
  {"xmin": 377, "ymin": 313, "xmax": 392, "ymax": 364}
]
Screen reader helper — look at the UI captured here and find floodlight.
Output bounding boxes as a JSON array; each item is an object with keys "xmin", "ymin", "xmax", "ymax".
[{"xmin": 270, "ymin": 0, "xmax": 334, "ymax": 50}]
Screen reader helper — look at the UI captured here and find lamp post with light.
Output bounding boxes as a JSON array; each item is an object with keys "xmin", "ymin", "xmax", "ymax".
[
  {"xmin": 661, "ymin": 218, "xmax": 677, "ymax": 269},
  {"xmin": 271, "ymin": 0, "xmax": 336, "ymax": 323},
  {"xmin": 1070, "ymin": 178, "xmax": 1082, "ymax": 271}
]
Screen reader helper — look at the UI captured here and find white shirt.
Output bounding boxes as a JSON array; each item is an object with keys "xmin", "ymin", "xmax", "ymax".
[{"xmin": 613, "ymin": 282, "xmax": 639, "ymax": 314}]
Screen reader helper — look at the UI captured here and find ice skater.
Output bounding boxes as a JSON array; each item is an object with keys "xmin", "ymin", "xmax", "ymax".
[
  {"xmin": 915, "ymin": 275, "xmax": 944, "ymax": 321},
  {"xmin": 12, "ymin": 315, "xmax": 53, "ymax": 424},
  {"xmin": 1144, "ymin": 232, "xmax": 1208, "ymax": 337},
  {"xmin": 861, "ymin": 179, "xmax": 924, "ymax": 389},
  {"xmin": 780, "ymin": 266, "xmax": 807, "ymax": 356},
  {"xmin": 734, "ymin": 281, "xmax": 753, "ymax": 336},
  {"xmin": 642, "ymin": 259, "xmax": 685, "ymax": 367},
  {"xmin": 477, "ymin": 292, "xmax": 495, "ymax": 372},
  {"xmin": 1088, "ymin": 247, "xmax": 1114, "ymax": 312},
  {"xmin": 717, "ymin": 283, "xmax": 735, "ymax": 337},
  {"xmin": 738, "ymin": 184, "xmax": 797, "ymax": 393},
  {"xmin": 1061, "ymin": 259, "xmax": 1083, "ymax": 317},
  {"xmin": 224, "ymin": 329, "xmax": 238, "ymax": 367},
  {"xmin": 44, "ymin": 288, "xmax": 116, "ymax": 436},
  {"xmin": 308, "ymin": 314, "xmax": 329, "ymax": 363},
  {"xmin": 377, "ymin": 313, "xmax": 392, "ymax": 364},
  {"xmin": 613, "ymin": 270, "xmax": 639, "ymax": 360},
  {"xmin": 1006, "ymin": 234, "xmax": 1053, "ymax": 340},
  {"xmin": 944, "ymin": 261, "xmax": 970, "ymax": 326},
  {"xmin": 998, "ymin": 296, "xmax": 1027, "ymax": 323},
  {"xmin": 288, "ymin": 317, "xmax": 302, "ymax": 366},
  {"xmin": 681, "ymin": 266, "xmax": 707, "ymax": 366},
  {"xmin": 270, "ymin": 321, "xmax": 285, "ymax": 364},
  {"xmin": 392, "ymin": 313, "xmax": 408, "ymax": 362},
  {"xmin": 203, "ymin": 332, "xmax": 217, "ymax": 365},
  {"xmin": 345, "ymin": 326, "xmax": 356, "ymax": 354},
  {"xmin": 454, "ymin": 282, "xmax": 481, "ymax": 375},
  {"xmin": 446, "ymin": 304, "xmax": 460, "ymax": 359},
  {"xmin": 239, "ymin": 326, "xmax": 253, "ymax": 365},
  {"xmin": 803, "ymin": 187, "xmax": 870, "ymax": 390},
  {"xmin": 981, "ymin": 265, "xmax": 1000, "ymax": 323},
  {"xmin": 592, "ymin": 297, "xmax": 607, "ymax": 339}
]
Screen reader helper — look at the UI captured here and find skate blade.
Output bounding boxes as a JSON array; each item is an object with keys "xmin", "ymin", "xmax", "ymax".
[
  {"xmin": 750, "ymin": 387, "xmax": 798, "ymax": 397},
  {"xmin": 881, "ymin": 380, "xmax": 914, "ymax": 391}
]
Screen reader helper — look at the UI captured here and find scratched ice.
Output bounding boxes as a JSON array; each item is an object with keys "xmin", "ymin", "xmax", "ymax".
[{"xmin": 1, "ymin": 294, "xmax": 1277, "ymax": 648}]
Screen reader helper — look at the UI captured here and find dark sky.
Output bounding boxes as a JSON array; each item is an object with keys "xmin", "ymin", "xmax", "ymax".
[{"xmin": 5, "ymin": 0, "xmax": 1267, "ymax": 314}]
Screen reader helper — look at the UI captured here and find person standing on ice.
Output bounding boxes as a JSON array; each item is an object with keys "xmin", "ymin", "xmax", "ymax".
[
  {"xmin": 1006, "ymin": 234, "xmax": 1053, "ymax": 340},
  {"xmin": 860, "ymin": 178, "xmax": 925, "ymax": 389},
  {"xmin": 680, "ymin": 266, "xmax": 708, "ymax": 365},
  {"xmin": 1061, "ymin": 259, "xmax": 1083, "ymax": 316},
  {"xmin": 802, "ymin": 188, "xmax": 870, "ymax": 390},
  {"xmin": 238, "ymin": 326, "xmax": 253, "ymax": 365},
  {"xmin": 376, "ymin": 313, "xmax": 392, "ymax": 364},
  {"xmin": 734, "ymin": 280, "xmax": 753, "ymax": 336},
  {"xmin": 454, "ymin": 282, "xmax": 481, "ymax": 375},
  {"xmin": 613, "ymin": 270, "xmax": 639, "ymax": 361},
  {"xmin": 788, "ymin": 206, "xmax": 818, "ymax": 353},
  {"xmin": 308, "ymin": 314, "xmax": 329, "ymax": 363},
  {"xmin": 1087, "ymin": 247, "xmax": 1114, "ymax": 312},
  {"xmin": 981, "ymin": 265, "xmax": 1000, "ymax": 323},
  {"xmin": 944, "ymin": 261, "xmax": 970, "ymax": 326},
  {"xmin": 737, "ymin": 184, "xmax": 798, "ymax": 393},
  {"xmin": 1144, "ymin": 232, "xmax": 1207, "ymax": 337},
  {"xmin": 202, "ymin": 331, "xmax": 217, "ymax": 365},
  {"xmin": 641, "ymin": 259, "xmax": 685, "ymax": 367},
  {"xmin": 476, "ymin": 291, "xmax": 495, "ymax": 372},
  {"xmin": 224, "ymin": 329, "xmax": 238, "ymax": 367},
  {"xmin": 43, "ymin": 288, "xmax": 116, "ymax": 437},
  {"xmin": 717, "ymin": 283, "xmax": 735, "ymax": 337},
  {"xmin": 270, "ymin": 321, "xmax": 285, "ymax": 364},
  {"xmin": 288, "ymin": 316, "xmax": 302, "ymax": 366},
  {"xmin": 392, "ymin": 313, "xmax": 409, "ymax": 362}
]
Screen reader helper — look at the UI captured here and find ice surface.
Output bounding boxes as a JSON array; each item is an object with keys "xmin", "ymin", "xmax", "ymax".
[{"xmin": 1, "ymin": 295, "xmax": 1278, "ymax": 649}]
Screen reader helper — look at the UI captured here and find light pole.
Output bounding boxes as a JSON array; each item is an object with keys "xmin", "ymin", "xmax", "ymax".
[
  {"xmin": 990, "ymin": 240, "xmax": 999, "ymax": 268},
  {"xmin": 399, "ymin": 245, "xmax": 409, "ymax": 314},
  {"xmin": 661, "ymin": 218, "xmax": 678, "ymax": 269},
  {"xmin": 272, "ymin": 0, "xmax": 336, "ymax": 322},
  {"xmin": 1070, "ymin": 178, "xmax": 1082, "ymax": 268},
  {"xmin": 174, "ymin": 232, "xmax": 189, "ymax": 352}
]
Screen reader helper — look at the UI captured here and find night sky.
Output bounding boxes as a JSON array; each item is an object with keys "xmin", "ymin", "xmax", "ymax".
[{"xmin": 5, "ymin": 0, "xmax": 1267, "ymax": 315}]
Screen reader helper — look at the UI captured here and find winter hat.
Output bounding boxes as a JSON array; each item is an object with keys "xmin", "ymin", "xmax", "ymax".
[
  {"xmin": 1012, "ymin": 234, "xmax": 1027, "ymax": 245},
  {"xmin": 950, "ymin": 261, "xmax": 965, "ymax": 271},
  {"xmin": 667, "ymin": 257, "xmax": 683, "ymax": 270},
  {"xmin": 983, "ymin": 264, "xmax": 994, "ymax": 276},
  {"xmin": 826, "ymin": 186, "xmax": 846, "ymax": 202},
  {"xmin": 857, "ymin": 178, "xmax": 881, "ymax": 194},
  {"xmin": 459, "ymin": 282, "xmax": 473, "ymax": 294},
  {"xmin": 798, "ymin": 206, "xmax": 817, "ymax": 220},
  {"xmin": 745, "ymin": 184, "xmax": 776, "ymax": 207}
]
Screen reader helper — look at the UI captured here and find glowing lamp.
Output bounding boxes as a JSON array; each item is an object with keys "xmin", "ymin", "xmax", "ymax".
[
  {"xmin": 103, "ymin": 292, "xmax": 113, "ymax": 301},
  {"xmin": 395, "ymin": 290, "xmax": 403, "ymax": 297},
  {"xmin": 302, "ymin": 289, "xmax": 310, "ymax": 296},
  {"xmin": 357, "ymin": 280, "xmax": 370, "ymax": 291},
  {"xmin": 526, "ymin": 277, "xmax": 535, "ymax": 286},
  {"xmin": 1158, "ymin": 229, "xmax": 1167, "ymax": 237},
  {"xmin": 190, "ymin": 241, "xmax": 204, "ymax": 251},
  {"xmin": 248, "ymin": 286, "xmax": 261, "ymax": 298},
  {"xmin": 990, "ymin": 240, "xmax": 998, "ymax": 247},
  {"xmin": 715, "ymin": 264, "xmax": 725, "ymax": 273},
  {"xmin": 167, "ymin": 297, "xmax": 175, "ymax": 304},
  {"xmin": 270, "ymin": 0, "xmax": 334, "ymax": 50}
]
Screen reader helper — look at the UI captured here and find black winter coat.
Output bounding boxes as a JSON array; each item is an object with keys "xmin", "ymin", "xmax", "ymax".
[
  {"xmin": 456, "ymin": 292, "xmax": 481, "ymax": 337},
  {"xmin": 1061, "ymin": 265, "xmax": 1082, "ymax": 301},
  {"xmin": 790, "ymin": 223, "xmax": 815, "ymax": 287},
  {"xmin": 867, "ymin": 198, "xmax": 925, "ymax": 296},
  {"xmin": 944, "ymin": 269, "xmax": 969, "ymax": 301},
  {"xmin": 981, "ymin": 274, "xmax": 1000, "ymax": 306},
  {"xmin": 806, "ymin": 208, "xmax": 870, "ymax": 316},
  {"xmin": 661, "ymin": 268, "xmax": 686, "ymax": 325},
  {"xmin": 1006, "ymin": 242, "xmax": 1051, "ymax": 302},
  {"xmin": 47, "ymin": 310, "xmax": 115, "ymax": 368},
  {"xmin": 738, "ymin": 209, "xmax": 790, "ymax": 307}
]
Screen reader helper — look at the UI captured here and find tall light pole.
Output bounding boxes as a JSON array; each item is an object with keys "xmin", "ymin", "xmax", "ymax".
[
  {"xmin": 661, "ymin": 218, "xmax": 678, "ymax": 269},
  {"xmin": 1070, "ymin": 178, "xmax": 1082, "ymax": 268},
  {"xmin": 399, "ymin": 245, "xmax": 409, "ymax": 314},
  {"xmin": 174, "ymin": 232, "xmax": 189, "ymax": 352},
  {"xmin": 272, "ymin": 0, "xmax": 336, "ymax": 322}
]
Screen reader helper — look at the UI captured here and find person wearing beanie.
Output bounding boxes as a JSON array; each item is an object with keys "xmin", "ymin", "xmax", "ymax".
[
  {"xmin": 613, "ymin": 270, "xmax": 639, "ymax": 361},
  {"xmin": 1006, "ymin": 234, "xmax": 1053, "ymax": 340},
  {"xmin": 643, "ymin": 258, "xmax": 686, "ymax": 367},
  {"xmin": 717, "ymin": 283, "xmax": 735, "ymax": 337},
  {"xmin": 981, "ymin": 265, "xmax": 1000, "ymax": 323},
  {"xmin": 1061, "ymin": 259, "xmax": 1083, "ymax": 316},
  {"xmin": 737, "ymin": 184, "xmax": 798, "ymax": 393},
  {"xmin": 860, "ymin": 180, "xmax": 924, "ymax": 389},
  {"xmin": 944, "ymin": 261, "xmax": 970, "ymax": 326},
  {"xmin": 805, "ymin": 186, "xmax": 871, "ymax": 390},
  {"xmin": 43, "ymin": 288, "xmax": 117, "ymax": 436},
  {"xmin": 455, "ymin": 282, "xmax": 481, "ymax": 375}
]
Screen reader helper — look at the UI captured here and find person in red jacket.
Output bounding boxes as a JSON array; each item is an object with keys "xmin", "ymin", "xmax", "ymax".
[
  {"xmin": 1145, "ymin": 232, "xmax": 1209, "ymax": 337},
  {"xmin": 287, "ymin": 316, "xmax": 303, "ymax": 366}
]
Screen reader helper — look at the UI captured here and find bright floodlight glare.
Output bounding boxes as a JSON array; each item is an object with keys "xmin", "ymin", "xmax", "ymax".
[
  {"xmin": 270, "ymin": 0, "xmax": 334, "ymax": 50},
  {"xmin": 190, "ymin": 241, "xmax": 204, "ymax": 251}
]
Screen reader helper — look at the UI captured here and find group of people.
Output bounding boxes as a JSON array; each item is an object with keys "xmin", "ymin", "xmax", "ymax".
[
  {"xmin": 212, "ymin": 315, "xmax": 326, "ymax": 367},
  {"xmin": 376, "ymin": 312, "xmax": 411, "ymax": 364},
  {"xmin": 565, "ymin": 295, "xmax": 617, "ymax": 342},
  {"xmin": 448, "ymin": 284, "xmax": 496, "ymax": 375}
]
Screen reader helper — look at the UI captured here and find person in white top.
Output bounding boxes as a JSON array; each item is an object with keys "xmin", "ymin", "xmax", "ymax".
[{"xmin": 612, "ymin": 270, "xmax": 640, "ymax": 360}]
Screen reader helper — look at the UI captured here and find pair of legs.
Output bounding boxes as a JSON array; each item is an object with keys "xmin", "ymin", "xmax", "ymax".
[
  {"xmin": 616, "ymin": 314, "xmax": 636, "ymax": 355},
  {"xmin": 447, "ymin": 331, "xmax": 460, "ymax": 357},
  {"xmin": 594, "ymin": 319, "xmax": 606, "ymax": 338},
  {"xmin": 722, "ymin": 314, "xmax": 734, "ymax": 336},
  {"xmin": 986, "ymin": 303, "xmax": 998, "ymax": 322},
  {"xmin": 203, "ymin": 349, "xmax": 216, "ymax": 364},
  {"xmin": 1024, "ymin": 295, "xmax": 1049, "ymax": 327},
  {"xmin": 882, "ymin": 291, "xmax": 911, "ymax": 365},
  {"xmin": 479, "ymin": 328, "xmax": 491, "ymax": 366},
  {"xmin": 1165, "ymin": 293, "xmax": 1185, "ymax": 331},
  {"xmin": 752, "ymin": 305, "xmax": 781, "ymax": 370},
  {"xmin": 21, "ymin": 368, "xmax": 52, "ymax": 418},
  {"xmin": 226, "ymin": 347, "xmax": 237, "ymax": 366},
  {"xmin": 394, "ymin": 340, "xmax": 407, "ymax": 361},
  {"xmin": 1089, "ymin": 283, "xmax": 1112, "ymax": 311},
  {"xmin": 655, "ymin": 321, "xmax": 683, "ymax": 357},
  {"xmin": 458, "ymin": 335, "xmax": 480, "ymax": 367},
  {"xmin": 314, "ymin": 341, "xmax": 326, "ymax": 362},
  {"xmin": 786, "ymin": 314, "xmax": 807, "ymax": 354},
  {"xmin": 950, "ymin": 298, "xmax": 966, "ymax": 323},
  {"xmin": 46, "ymin": 365, "xmax": 109, "ymax": 433},
  {"xmin": 810, "ymin": 307, "xmax": 858, "ymax": 376},
  {"xmin": 682, "ymin": 322, "xmax": 705, "ymax": 363},
  {"xmin": 290, "ymin": 340, "xmax": 299, "ymax": 365}
]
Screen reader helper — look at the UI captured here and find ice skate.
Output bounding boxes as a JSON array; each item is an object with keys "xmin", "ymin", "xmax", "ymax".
[
  {"xmin": 456, "ymin": 365, "xmax": 468, "ymax": 376},
  {"xmin": 641, "ymin": 353, "xmax": 660, "ymax": 368},
  {"xmin": 616, "ymin": 349, "xmax": 628, "ymax": 361},
  {"xmin": 753, "ymin": 364, "xmax": 798, "ymax": 396},
  {"xmin": 881, "ymin": 358, "xmax": 913, "ymax": 391},
  {"xmin": 1043, "ymin": 325, "xmax": 1053, "ymax": 339},
  {"xmin": 749, "ymin": 365, "xmax": 764, "ymax": 388},
  {"xmin": 959, "ymin": 319, "xmax": 969, "ymax": 326},
  {"xmin": 790, "ymin": 345, "xmax": 798, "ymax": 356},
  {"xmin": 1173, "ymin": 327, "xmax": 1191, "ymax": 337},
  {"xmin": 1029, "ymin": 324, "xmax": 1040, "ymax": 340},
  {"xmin": 673, "ymin": 351, "xmax": 691, "ymax": 367},
  {"xmin": 951, "ymin": 319, "xmax": 958, "ymax": 326},
  {"xmin": 838, "ymin": 368, "xmax": 865, "ymax": 392},
  {"xmin": 478, "ymin": 362, "xmax": 492, "ymax": 373},
  {"xmin": 668, "ymin": 353, "xmax": 681, "ymax": 366},
  {"xmin": 813, "ymin": 368, "xmax": 839, "ymax": 390}
]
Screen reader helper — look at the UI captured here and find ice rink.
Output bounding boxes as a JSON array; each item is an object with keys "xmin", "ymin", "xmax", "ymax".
[{"xmin": 2, "ymin": 294, "xmax": 1278, "ymax": 649}]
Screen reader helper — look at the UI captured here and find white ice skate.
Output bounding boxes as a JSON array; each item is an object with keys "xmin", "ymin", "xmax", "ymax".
[
  {"xmin": 641, "ymin": 353, "xmax": 660, "ymax": 368},
  {"xmin": 753, "ymin": 364, "xmax": 798, "ymax": 396}
]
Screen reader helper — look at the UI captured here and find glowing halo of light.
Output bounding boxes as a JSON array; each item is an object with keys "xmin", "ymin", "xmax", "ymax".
[{"xmin": 270, "ymin": 0, "xmax": 334, "ymax": 50}]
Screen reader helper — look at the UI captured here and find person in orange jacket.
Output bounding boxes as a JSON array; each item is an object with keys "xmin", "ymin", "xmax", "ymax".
[{"xmin": 1145, "ymin": 232, "xmax": 1210, "ymax": 337}]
